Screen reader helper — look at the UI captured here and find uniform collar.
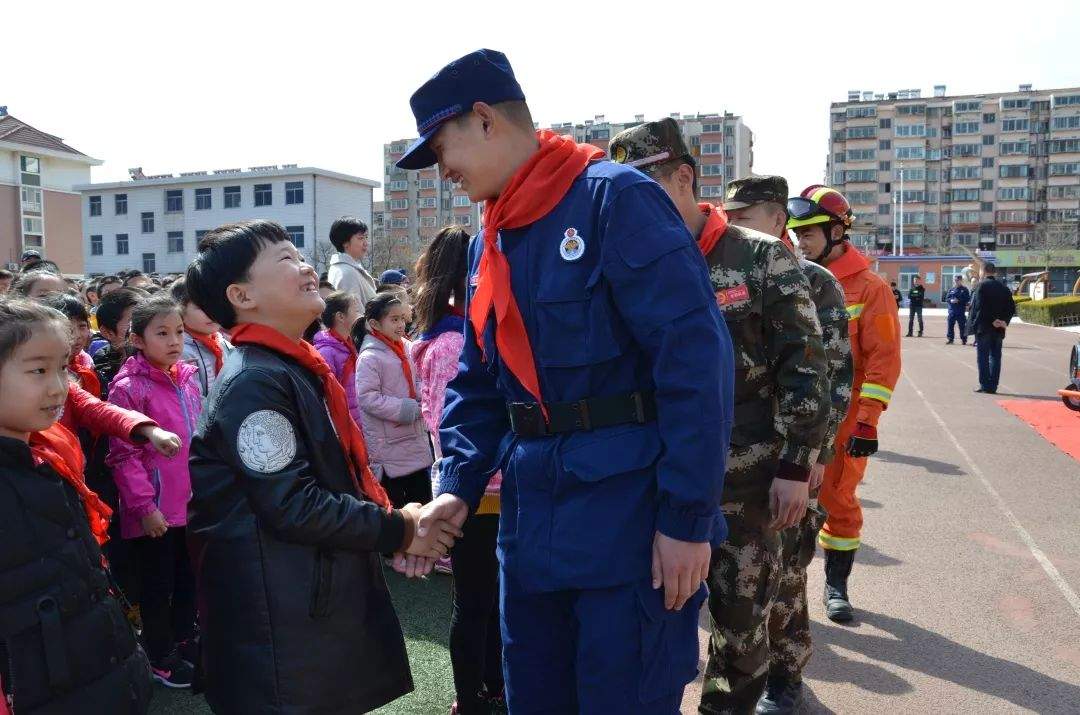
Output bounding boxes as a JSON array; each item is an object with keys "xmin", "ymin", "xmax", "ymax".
[{"xmin": 826, "ymin": 243, "xmax": 870, "ymax": 280}]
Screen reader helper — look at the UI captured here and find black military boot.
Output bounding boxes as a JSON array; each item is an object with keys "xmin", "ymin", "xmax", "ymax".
[
  {"xmin": 756, "ymin": 675, "xmax": 803, "ymax": 714},
  {"xmin": 823, "ymin": 548, "xmax": 855, "ymax": 622}
]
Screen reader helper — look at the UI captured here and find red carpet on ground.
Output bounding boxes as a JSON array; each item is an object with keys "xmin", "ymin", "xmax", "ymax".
[{"xmin": 998, "ymin": 399, "xmax": 1080, "ymax": 463}]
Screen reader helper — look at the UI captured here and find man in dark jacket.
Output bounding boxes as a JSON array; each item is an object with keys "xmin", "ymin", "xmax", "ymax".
[
  {"xmin": 945, "ymin": 275, "xmax": 972, "ymax": 345},
  {"xmin": 906, "ymin": 276, "xmax": 925, "ymax": 337},
  {"xmin": 186, "ymin": 221, "xmax": 456, "ymax": 714},
  {"xmin": 890, "ymin": 282, "xmax": 902, "ymax": 310},
  {"xmin": 969, "ymin": 263, "xmax": 1016, "ymax": 394}
]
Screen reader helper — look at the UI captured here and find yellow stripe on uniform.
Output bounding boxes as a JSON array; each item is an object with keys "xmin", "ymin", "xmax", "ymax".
[
  {"xmin": 860, "ymin": 382, "xmax": 893, "ymax": 404},
  {"xmin": 846, "ymin": 303, "xmax": 865, "ymax": 320},
  {"xmin": 818, "ymin": 533, "xmax": 860, "ymax": 551}
]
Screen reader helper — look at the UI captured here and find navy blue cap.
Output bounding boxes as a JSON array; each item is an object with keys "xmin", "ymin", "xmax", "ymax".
[
  {"xmin": 379, "ymin": 269, "xmax": 406, "ymax": 285},
  {"xmin": 397, "ymin": 49, "xmax": 526, "ymax": 170}
]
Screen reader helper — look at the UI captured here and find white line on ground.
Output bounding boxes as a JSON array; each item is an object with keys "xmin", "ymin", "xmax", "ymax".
[{"xmin": 903, "ymin": 372, "xmax": 1080, "ymax": 619}]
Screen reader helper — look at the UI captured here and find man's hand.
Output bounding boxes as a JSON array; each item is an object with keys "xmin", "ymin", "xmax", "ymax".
[
  {"xmin": 416, "ymin": 493, "xmax": 469, "ymax": 538},
  {"xmin": 651, "ymin": 532, "xmax": 710, "ymax": 611},
  {"xmin": 400, "ymin": 502, "xmax": 462, "ymax": 558},
  {"xmin": 846, "ymin": 422, "xmax": 878, "ymax": 458},
  {"xmin": 808, "ymin": 463, "xmax": 826, "ymax": 491},
  {"xmin": 138, "ymin": 425, "xmax": 181, "ymax": 457},
  {"xmin": 769, "ymin": 478, "xmax": 809, "ymax": 530},
  {"xmin": 992, "ymin": 319, "xmax": 1008, "ymax": 329},
  {"xmin": 141, "ymin": 509, "xmax": 168, "ymax": 538}
]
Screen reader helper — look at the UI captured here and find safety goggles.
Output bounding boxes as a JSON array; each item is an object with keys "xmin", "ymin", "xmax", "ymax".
[{"xmin": 787, "ymin": 197, "xmax": 829, "ymax": 221}]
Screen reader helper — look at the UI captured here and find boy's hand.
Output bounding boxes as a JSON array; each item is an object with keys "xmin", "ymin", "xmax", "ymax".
[
  {"xmin": 391, "ymin": 553, "xmax": 436, "ymax": 578},
  {"xmin": 138, "ymin": 425, "xmax": 182, "ymax": 457},
  {"xmin": 141, "ymin": 510, "xmax": 168, "ymax": 538}
]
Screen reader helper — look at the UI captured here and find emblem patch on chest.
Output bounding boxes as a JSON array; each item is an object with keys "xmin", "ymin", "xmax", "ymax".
[
  {"xmin": 715, "ymin": 283, "xmax": 751, "ymax": 307},
  {"xmin": 560, "ymin": 227, "xmax": 585, "ymax": 262},
  {"xmin": 237, "ymin": 409, "xmax": 297, "ymax": 473}
]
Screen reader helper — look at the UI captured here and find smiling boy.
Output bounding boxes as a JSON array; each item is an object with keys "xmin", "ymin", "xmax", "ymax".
[{"xmin": 184, "ymin": 220, "xmax": 459, "ymax": 714}]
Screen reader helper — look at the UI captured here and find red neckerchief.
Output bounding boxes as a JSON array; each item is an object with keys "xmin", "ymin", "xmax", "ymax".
[
  {"xmin": 230, "ymin": 323, "xmax": 391, "ymax": 510},
  {"xmin": 371, "ymin": 331, "xmax": 416, "ymax": 399},
  {"xmin": 69, "ymin": 354, "xmax": 101, "ymax": 398},
  {"xmin": 29, "ymin": 423, "xmax": 112, "ymax": 546},
  {"xmin": 329, "ymin": 328, "xmax": 359, "ymax": 398},
  {"xmin": 697, "ymin": 203, "xmax": 730, "ymax": 257},
  {"xmin": 189, "ymin": 330, "xmax": 224, "ymax": 372},
  {"xmin": 469, "ymin": 130, "xmax": 604, "ymax": 416},
  {"xmin": 827, "ymin": 243, "xmax": 871, "ymax": 282}
]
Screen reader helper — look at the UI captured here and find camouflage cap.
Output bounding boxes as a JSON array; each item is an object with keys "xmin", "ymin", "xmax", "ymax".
[
  {"xmin": 723, "ymin": 175, "xmax": 789, "ymax": 211},
  {"xmin": 608, "ymin": 117, "xmax": 694, "ymax": 175}
]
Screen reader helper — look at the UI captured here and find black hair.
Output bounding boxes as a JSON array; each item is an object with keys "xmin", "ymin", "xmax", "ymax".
[
  {"xmin": 0, "ymin": 298, "xmax": 70, "ymax": 369},
  {"xmin": 12, "ymin": 270, "xmax": 67, "ymax": 297},
  {"xmin": 321, "ymin": 291, "xmax": 357, "ymax": 331},
  {"xmin": 983, "ymin": 263, "xmax": 997, "ymax": 275},
  {"xmin": 129, "ymin": 294, "xmax": 182, "ymax": 341},
  {"xmin": 413, "ymin": 225, "xmax": 469, "ymax": 335},
  {"xmin": 353, "ymin": 292, "xmax": 404, "ymax": 347},
  {"xmin": 651, "ymin": 158, "xmax": 699, "ymax": 199},
  {"xmin": 98, "ymin": 275, "xmax": 121, "ymax": 289},
  {"xmin": 186, "ymin": 220, "xmax": 291, "ymax": 329},
  {"xmin": 319, "ymin": 280, "xmax": 334, "ymax": 290},
  {"xmin": 169, "ymin": 276, "xmax": 190, "ymax": 304},
  {"xmin": 96, "ymin": 287, "xmax": 145, "ymax": 333},
  {"xmin": 303, "ymin": 319, "xmax": 322, "ymax": 344},
  {"xmin": 39, "ymin": 292, "xmax": 90, "ymax": 322},
  {"xmin": 122, "ymin": 271, "xmax": 147, "ymax": 287},
  {"xmin": 329, "ymin": 217, "xmax": 368, "ymax": 253}
]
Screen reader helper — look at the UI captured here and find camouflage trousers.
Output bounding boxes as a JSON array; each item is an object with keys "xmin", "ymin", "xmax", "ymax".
[
  {"xmin": 699, "ymin": 470, "xmax": 781, "ymax": 715},
  {"xmin": 765, "ymin": 494, "xmax": 827, "ymax": 683}
]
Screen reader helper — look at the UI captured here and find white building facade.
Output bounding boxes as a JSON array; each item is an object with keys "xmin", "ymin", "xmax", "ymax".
[{"xmin": 76, "ymin": 165, "xmax": 379, "ymax": 276}]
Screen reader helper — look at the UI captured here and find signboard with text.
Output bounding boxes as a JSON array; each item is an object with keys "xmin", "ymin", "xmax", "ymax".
[{"xmin": 995, "ymin": 250, "xmax": 1080, "ymax": 267}]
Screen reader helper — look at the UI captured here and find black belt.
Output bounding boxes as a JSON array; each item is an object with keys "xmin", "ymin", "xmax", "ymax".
[{"xmin": 508, "ymin": 391, "xmax": 657, "ymax": 437}]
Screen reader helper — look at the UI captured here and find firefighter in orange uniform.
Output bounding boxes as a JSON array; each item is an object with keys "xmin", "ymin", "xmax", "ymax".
[{"xmin": 786, "ymin": 185, "xmax": 901, "ymax": 623}]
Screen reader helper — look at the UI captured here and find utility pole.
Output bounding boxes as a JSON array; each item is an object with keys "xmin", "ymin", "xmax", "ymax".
[{"xmin": 899, "ymin": 161, "xmax": 905, "ymax": 256}]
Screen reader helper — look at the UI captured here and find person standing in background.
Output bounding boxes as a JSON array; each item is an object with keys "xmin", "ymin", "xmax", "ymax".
[{"xmin": 906, "ymin": 275, "xmax": 925, "ymax": 337}]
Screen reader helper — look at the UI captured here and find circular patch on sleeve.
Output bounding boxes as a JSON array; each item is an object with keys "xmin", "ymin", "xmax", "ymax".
[{"xmin": 237, "ymin": 410, "xmax": 297, "ymax": 473}]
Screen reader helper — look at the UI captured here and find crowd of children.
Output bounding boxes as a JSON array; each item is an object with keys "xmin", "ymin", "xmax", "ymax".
[{"xmin": 0, "ymin": 221, "xmax": 500, "ymax": 714}]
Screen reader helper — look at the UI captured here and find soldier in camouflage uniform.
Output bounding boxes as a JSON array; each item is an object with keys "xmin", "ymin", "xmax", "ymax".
[
  {"xmin": 609, "ymin": 121, "xmax": 831, "ymax": 715},
  {"xmin": 721, "ymin": 177, "xmax": 854, "ymax": 714}
]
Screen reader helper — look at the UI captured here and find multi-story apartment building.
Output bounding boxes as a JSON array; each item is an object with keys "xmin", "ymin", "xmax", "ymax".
[
  {"xmin": 376, "ymin": 111, "xmax": 753, "ymax": 250},
  {"xmin": 828, "ymin": 84, "xmax": 1080, "ymax": 297},
  {"xmin": 77, "ymin": 165, "xmax": 378, "ymax": 276},
  {"xmin": 0, "ymin": 108, "xmax": 101, "ymax": 272}
]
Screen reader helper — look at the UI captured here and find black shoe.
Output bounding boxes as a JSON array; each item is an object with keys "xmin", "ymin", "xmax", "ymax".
[
  {"xmin": 151, "ymin": 650, "xmax": 194, "ymax": 688},
  {"xmin": 756, "ymin": 676, "xmax": 804, "ymax": 715},
  {"xmin": 905, "ymin": 333, "xmax": 913, "ymax": 337},
  {"xmin": 946, "ymin": 340, "xmax": 954, "ymax": 344},
  {"xmin": 918, "ymin": 333, "xmax": 923, "ymax": 337},
  {"xmin": 823, "ymin": 549, "xmax": 855, "ymax": 623}
]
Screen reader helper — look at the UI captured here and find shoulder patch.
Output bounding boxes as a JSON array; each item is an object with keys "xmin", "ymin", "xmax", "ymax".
[{"xmin": 237, "ymin": 409, "xmax": 296, "ymax": 473}]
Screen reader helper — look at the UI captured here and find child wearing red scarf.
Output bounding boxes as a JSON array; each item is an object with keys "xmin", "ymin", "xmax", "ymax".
[
  {"xmin": 355, "ymin": 291, "xmax": 433, "ymax": 508},
  {"xmin": 183, "ymin": 220, "xmax": 461, "ymax": 713},
  {"xmin": 0, "ymin": 298, "xmax": 153, "ymax": 714},
  {"xmin": 170, "ymin": 277, "xmax": 231, "ymax": 398},
  {"xmin": 312, "ymin": 290, "xmax": 364, "ymax": 428}
]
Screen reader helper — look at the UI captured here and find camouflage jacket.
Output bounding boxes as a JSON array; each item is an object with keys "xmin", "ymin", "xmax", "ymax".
[
  {"xmin": 799, "ymin": 258, "xmax": 853, "ymax": 464},
  {"xmin": 705, "ymin": 223, "xmax": 829, "ymax": 475}
]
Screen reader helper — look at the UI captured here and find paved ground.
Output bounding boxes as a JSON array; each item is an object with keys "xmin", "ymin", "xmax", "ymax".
[
  {"xmin": 683, "ymin": 311, "xmax": 1080, "ymax": 713},
  {"xmin": 153, "ymin": 312, "xmax": 1080, "ymax": 714}
]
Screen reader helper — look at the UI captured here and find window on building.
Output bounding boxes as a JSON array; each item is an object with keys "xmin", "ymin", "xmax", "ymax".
[
  {"xmin": 390, "ymin": 218, "xmax": 409, "ymax": 229},
  {"xmin": 895, "ymin": 123, "xmax": 926, "ymax": 137},
  {"xmin": 167, "ymin": 231, "xmax": 184, "ymax": 253},
  {"xmin": 285, "ymin": 181, "xmax": 304, "ymax": 205},
  {"xmin": 1053, "ymin": 94, "xmax": 1080, "ymax": 107},
  {"xmin": 141, "ymin": 212, "xmax": 154, "ymax": 233},
  {"xmin": 954, "ymin": 121, "xmax": 980, "ymax": 135},
  {"xmin": 701, "ymin": 122, "xmax": 723, "ymax": 133},
  {"xmin": 895, "ymin": 145, "xmax": 925, "ymax": 159},
  {"xmin": 1050, "ymin": 162, "xmax": 1080, "ymax": 176},
  {"xmin": 847, "ymin": 106, "xmax": 876, "ymax": 118},
  {"xmin": 420, "ymin": 216, "xmax": 437, "ymax": 228},
  {"xmin": 116, "ymin": 234, "xmax": 129, "ymax": 255},
  {"xmin": 982, "ymin": 113, "xmax": 997, "ymax": 124},
  {"xmin": 195, "ymin": 230, "xmax": 209, "ymax": 244},
  {"xmin": 142, "ymin": 253, "xmax": 156, "ymax": 273},
  {"xmin": 1048, "ymin": 185, "xmax": 1080, "ymax": 199},
  {"xmin": 950, "ymin": 211, "xmax": 981, "ymax": 223},
  {"xmin": 286, "ymin": 225, "xmax": 305, "ymax": 247},
  {"xmin": 996, "ymin": 210, "xmax": 1031, "ymax": 223},
  {"xmin": 195, "ymin": 188, "xmax": 212, "ymax": 210},
  {"xmin": 997, "ymin": 187, "xmax": 1030, "ymax": 201},
  {"xmin": 701, "ymin": 164, "xmax": 723, "ymax": 176},
  {"xmin": 845, "ymin": 125, "xmax": 876, "ymax": 139},
  {"xmin": 982, "ymin": 157, "xmax": 995, "ymax": 168},
  {"xmin": 999, "ymin": 141, "xmax": 1030, "ymax": 156},
  {"xmin": 897, "ymin": 104, "xmax": 926, "ymax": 116},
  {"xmin": 701, "ymin": 143, "xmax": 723, "ymax": 155},
  {"xmin": 951, "ymin": 188, "xmax": 981, "ymax": 202},
  {"xmin": 20, "ymin": 155, "xmax": 40, "ymax": 173},
  {"xmin": 879, "ymin": 139, "xmax": 892, "ymax": 150},
  {"xmin": 90, "ymin": 235, "xmax": 103, "ymax": 255},
  {"xmin": 878, "ymin": 203, "xmax": 891, "ymax": 215},
  {"xmin": 389, "ymin": 180, "xmax": 409, "ymax": 191},
  {"xmin": 1002, "ymin": 97, "xmax": 1030, "ymax": 110},
  {"xmin": 456, "ymin": 215, "xmax": 472, "ymax": 226},
  {"xmin": 845, "ymin": 170, "xmax": 876, "ymax": 183},
  {"xmin": 982, "ymin": 135, "xmax": 995, "ymax": 145},
  {"xmin": 954, "ymin": 100, "xmax": 981, "ymax": 113},
  {"xmin": 700, "ymin": 186, "xmax": 725, "ymax": 197},
  {"xmin": 996, "ymin": 232, "xmax": 1026, "ymax": 246},
  {"xmin": 165, "ymin": 189, "xmax": 183, "ymax": 213},
  {"xmin": 253, "ymin": 184, "xmax": 272, "ymax": 207},
  {"xmin": 417, "ymin": 197, "xmax": 436, "ymax": 209},
  {"xmin": 1052, "ymin": 115, "xmax": 1080, "ymax": 130},
  {"xmin": 1050, "ymin": 139, "xmax": 1080, "ymax": 154},
  {"xmin": 879, "ymin": 118, "xmax": 892, "ymax": 129},
  {"xmin": 952, "ymin": 233, "xmax": 977, "ymax": 247},
  {"xmin": 453, "ymin": 195, "xmax": 471, "ymax": 207},
  {"xmin": 950, "ymin": 166, "xmax": 981, "ymax": 180},
  {"xmin": 980, "ymin": 179, "xmax": 993, "ymax": 190},
  {"xmin": 896, "ymin": 168, "xmax": 925, "ymax": 181},
  {"xmin": 928, "ymin": 148, "xmax": 943, "ymax": 160},
  {"xmin": 952, "ymin": 143, "xmax": 982, "ymax": 157},
  {"xmin": 389, "ymin": 198, "xmax": 409, "ymax": 210},
  {"xmin": 847, "ymin": 148, "xmax": 875, "ymax": 161},
  {"xmin": 848, "ymin": 191, "xmax": 876, "ymax": 205},
  {"xmin": 115, "ymin": 194, "xmax": 127, "ymax": 215},
  {"xmin": 901, "ymin": 190, "xmax": 925, "ymax": 203},
  {"xmin": 88, "ymin": 195, "xmax": 102, "ymax": 216},
  {"xmin": 418, "ymin": 179, "xmax": 435, "ymax": 190},
  {"xmin": 21, "ymin": 186, "xmax": 42, "ymax": 212},
  {"xmin": 1001, "ymin": 118, "xmax": 1029, "ymax": 133},
  {"xmin": 224, "ymin": 185, "xmax": 241, "ymax": 208}
]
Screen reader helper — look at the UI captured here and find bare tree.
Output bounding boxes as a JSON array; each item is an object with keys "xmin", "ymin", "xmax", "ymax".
[
  {"xmin": 368, "ymin": 233, "xmax": 419, "ymax": 280},
  {"xmin": 311, "ymin": 240, "xmax": 336, "ymax": 276}
]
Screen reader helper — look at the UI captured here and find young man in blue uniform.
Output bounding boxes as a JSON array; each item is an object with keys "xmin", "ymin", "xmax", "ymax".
[
  {"xmin": 945, "ymin": 274, "xmax": 971, "ymax": 344},
  {"xmin": 400, "ymin": 50, "xmax": 734, "ymax": 713}
]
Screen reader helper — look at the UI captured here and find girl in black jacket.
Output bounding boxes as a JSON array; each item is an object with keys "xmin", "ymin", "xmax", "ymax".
[{"xmin": 0, "ymin": 299, "xmax": 153, "ymax": 714}]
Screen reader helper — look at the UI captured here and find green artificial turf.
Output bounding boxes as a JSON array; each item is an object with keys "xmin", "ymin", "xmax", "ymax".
[{"xmin": 151, "ymin": 570, "xmax": 456, "ymax": 714}]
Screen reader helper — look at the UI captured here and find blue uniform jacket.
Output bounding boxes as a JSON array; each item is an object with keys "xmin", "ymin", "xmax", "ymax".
[
  {"xmin": 438, "ymin": 161, "xmax": 735, "ymax": 593},
  {"xmin": 946, "ymin": 285, "xmax": 971, "ymax": 314}
]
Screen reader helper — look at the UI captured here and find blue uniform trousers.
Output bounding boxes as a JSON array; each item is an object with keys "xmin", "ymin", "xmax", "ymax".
[
  {"xmin": 500, "ymin": 571, "xmax": 705, "ymax": 714},
  {"xmin": 947, "ymin": 310, "xmax": 968, "ymax": 343},
  {"xmin": 976, "ymin": 330, "xmax": 1004, "ymax": 391}
]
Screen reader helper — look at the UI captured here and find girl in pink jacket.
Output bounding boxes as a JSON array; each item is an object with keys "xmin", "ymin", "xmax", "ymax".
[
  {"xmin": 312, "ymin": 291, "xmax": 363, "ymax": 427},
  {"xmin": 355, "ymin": 292, "xmax": 433, "ymax": 508},
  {"xmin": 106, "ymin": 295, "xmax": 202, "ymax": 688}
]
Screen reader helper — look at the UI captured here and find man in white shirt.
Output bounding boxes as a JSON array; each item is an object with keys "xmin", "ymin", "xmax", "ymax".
[{"xmin": 327, "ymin": 217, "xmax": 378, "ymax": 307}]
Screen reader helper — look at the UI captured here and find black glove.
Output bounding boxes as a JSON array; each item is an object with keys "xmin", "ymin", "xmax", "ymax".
[{"xmin": 846, "ymin": 422, "xmax": 878, "ymax": 458}]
